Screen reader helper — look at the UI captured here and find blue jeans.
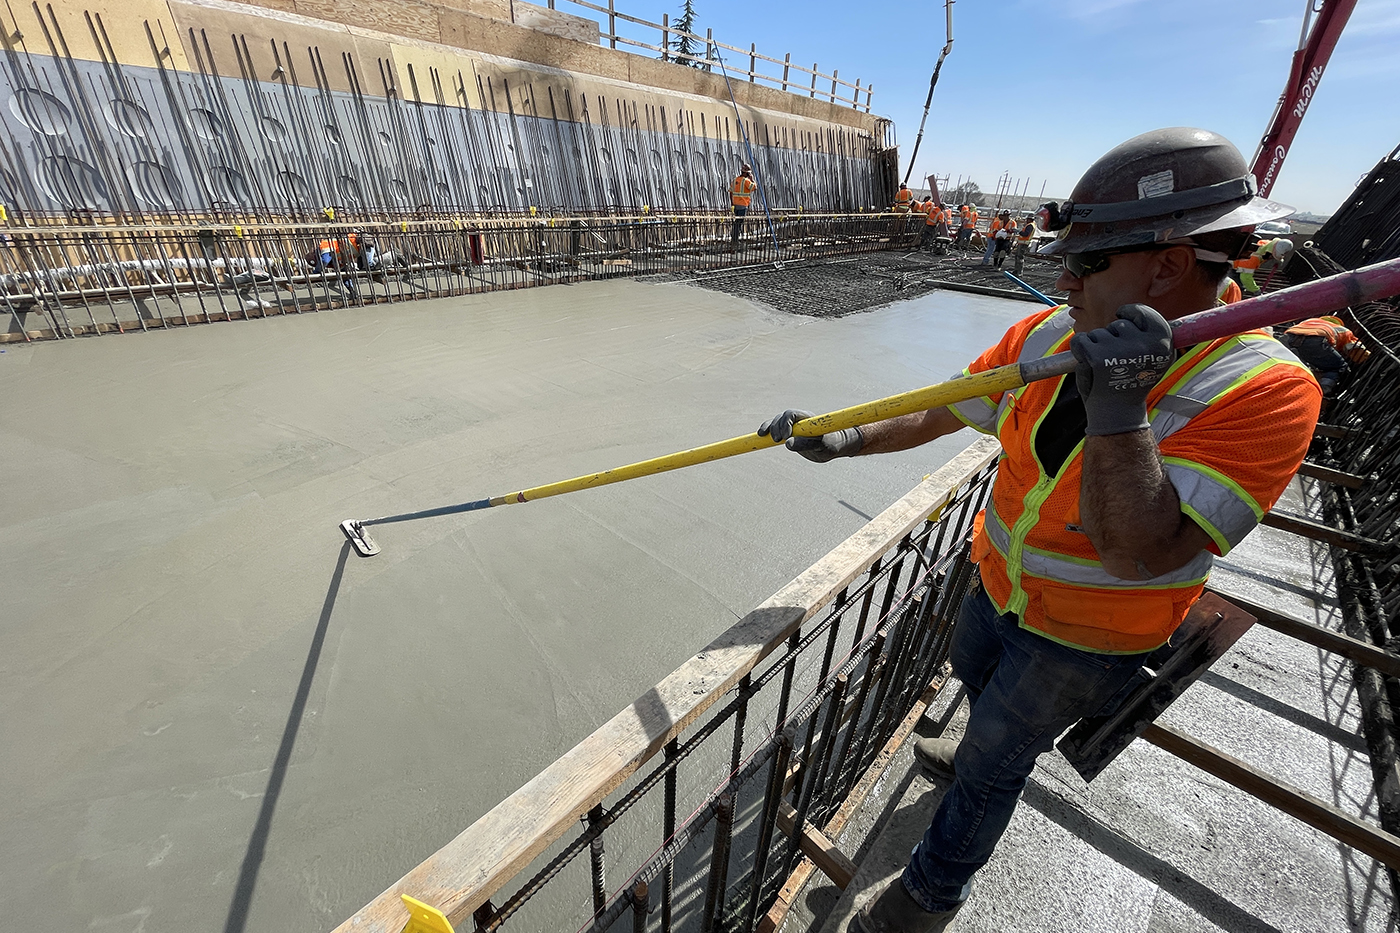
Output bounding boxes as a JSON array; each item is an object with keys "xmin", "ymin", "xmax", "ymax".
[{"xmin": 902, "ymin": 585, "xmax": 1147, "ymax": 911}]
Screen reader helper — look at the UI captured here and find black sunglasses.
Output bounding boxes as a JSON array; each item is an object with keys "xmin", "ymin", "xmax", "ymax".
[{"xmin": 1061, "ymin": 243, "xmax": 1169, "ymax": 278}]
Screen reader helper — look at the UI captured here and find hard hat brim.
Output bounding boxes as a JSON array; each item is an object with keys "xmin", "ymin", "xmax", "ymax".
[{"xmin": 1037, "ymin": 193, "xmax": 1294, "ymax": 256}]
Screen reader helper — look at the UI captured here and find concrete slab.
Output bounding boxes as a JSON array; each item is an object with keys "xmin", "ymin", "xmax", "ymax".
[
  {"xmin": 0, "ymin": 278, "xmax": 1030, "ymax": 932},
  {"xmin": 801, "ymin": 482, "xmax": 1393, "ymax": 933}
]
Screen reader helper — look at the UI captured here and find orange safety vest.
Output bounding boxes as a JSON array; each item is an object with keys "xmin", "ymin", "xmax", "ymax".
[
  {"xmin": 949, "ymin": 306, "xmax": 1320, "ymax": 653},
  {"xmin": 731, "ymin": 175, "xmax": 757, "ymax": 208},
  {"xmin": 925, "ymin": 203, "xmax": 941, "ymax": 226},
  {"xmin": 912, "ymin": 199, "xmax": 931, "ymax": 217},
  {"xmin": 1219, "ymin": 279, "xmax": 1243, "ymax": 304},
  {"xmin": 1016, "ymin": 221, "xmax": 1035, "ymax": 243},
  {"xmin": 963, "ymin": 209, "xmax": 978, "ymax": 229},
  {"xmin": 941, "ymin": 208, "xmax": 954, "ymax": 225},
  {"xmin": 893, "ymin": 188, "xmax": 913, "ymax": 212},
  {"xmin": 989, "ymin": 217, "xmax": 1015, "ymax": 239},
  {"xmin": 1286, "ymin": 317, "xmax": 1371, "ymax": 363}
]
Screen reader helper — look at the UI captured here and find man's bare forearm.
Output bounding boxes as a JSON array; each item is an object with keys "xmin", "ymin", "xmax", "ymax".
[
  {"xmin": 1081, "ymin": 430, "xmax": 1208, "ymax": 579},
  {"xmin": 856, "ymin": 406, "xmax": 968, "ymax": 454}
]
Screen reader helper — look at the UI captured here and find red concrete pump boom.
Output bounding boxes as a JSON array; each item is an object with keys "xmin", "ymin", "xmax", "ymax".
[{"xmin": 1251, "ymin": 0, "xmax": 1358, "ymax": 198}]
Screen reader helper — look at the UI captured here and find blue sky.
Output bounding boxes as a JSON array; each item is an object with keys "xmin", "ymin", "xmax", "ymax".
[{"xmin": 615, "ymin": 0, "xmax": 1400, "ymax": 215}]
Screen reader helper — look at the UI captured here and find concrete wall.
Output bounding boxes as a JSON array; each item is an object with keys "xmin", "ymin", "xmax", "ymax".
[{"xmin": 0, "ymin": 0, "xmax": 895, "ymax": 218}]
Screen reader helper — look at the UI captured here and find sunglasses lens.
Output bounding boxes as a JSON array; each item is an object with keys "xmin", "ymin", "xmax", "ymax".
[{"xmin": 1063, "ymin": 251, "xmax": 1113, "ymax": 278}]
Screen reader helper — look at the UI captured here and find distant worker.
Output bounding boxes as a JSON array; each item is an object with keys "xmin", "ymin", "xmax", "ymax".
[
  {"xmin": 730, "ymin": 163, "xmax": 757, "ymax": 250},
  {"xmin": 981, "ymin": 210, "xmax": 1014, "ymax": 266},
  {"xmin": 759, "ymin": 126, "xmax": 1319, "ymax": 933},
  {"xmin": 935, "ymin": 204, "xmax": 952, "ymax": 240},
  {"xmin": 913, "ymin": 197, "xmax": 935, "ymax": 248},
  {"xmin": 922, "ymin": 199, "xmax": 942, "ymax": 249},
  {"xmin": 893, "ymin": 183, "xmax": 914, "ymax": 213},
  {"xmin": 1011, "ymin": 214, "xmax": 1036, "ymax": 274},
  {"xmin": 1232, "ymin": 236, "xmax": 1294, "ymax": 293},
  {"xmin": 307, "ymin": 234, "xmax": 359, "ymax": 299},
  {"xmin": 1283, "ymin": 314, "xmax": 1371, "ymax": 393},
  {"xmin": 956, "ymin": 204, "xmax": 977, "ymax": 248}
]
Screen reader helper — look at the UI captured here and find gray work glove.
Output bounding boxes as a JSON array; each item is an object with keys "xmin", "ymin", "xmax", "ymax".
[
  {"xmin": 758, "ymin": 409, "xmax": 864, "ymax": 463},
  {"xmin": 1069, "ymin": 304, "xmax": 1174, "ymax": 436}
]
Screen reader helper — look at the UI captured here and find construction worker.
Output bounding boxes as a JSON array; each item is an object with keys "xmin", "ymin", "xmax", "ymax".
[
  {"xmin": 1011, "ymin": 214, "xmax": 1036, "ymax": 274},
  {"xmin": 1232, "ymin": 236, "xmax": 1294, "ymax": 293},
  {"xmin": 934, "ymin": 204, "xmax": 952, "ymax": 240},
  {"xmin": 307, "ymin": 235, "xmax": 359, "ymax": 299},
  {"xmin": 758, "ymin": 127, "xmax": 1320, "ymax": 933},
  {"xmin": 1283, "ymin": 314, "xmax": 1370, "ymax": 392},
  {"xmin": 980, "ymin": 210, "xmax": 1013, "ymax": 266},
  {"xmin": 913, "ymin": 197, "xmax": 936, "ymax": 248},
  {"xmin": 730, "ymin": 163, "xmax": 757, "ymax": 250},
  {"xmin": 956, "ymin": 204, "xmax": 977, "ymax": 249},
  {"xmin": 893, "ymin": 183, "xmax": 914, "ymax": 214}
]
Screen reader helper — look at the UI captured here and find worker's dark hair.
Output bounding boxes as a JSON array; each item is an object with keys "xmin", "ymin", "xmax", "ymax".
[{"xmin": 1188, "ymin": 229, "xmax": 1251, "ymax": 287}]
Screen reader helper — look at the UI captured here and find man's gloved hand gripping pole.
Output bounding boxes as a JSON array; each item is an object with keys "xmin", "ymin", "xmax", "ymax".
[{"xmin": 1070, "ymin": 304, "xmax": 1175, "ymax": 436}]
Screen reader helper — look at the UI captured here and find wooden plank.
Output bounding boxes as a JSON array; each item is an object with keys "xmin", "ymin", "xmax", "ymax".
[
  {"xmin": 775, "ymin": 801, "xmax": 856, "ymax": 890},
  {"xmin": 1208, "ymin": 587, "xmax": 1400, "ymax": 680},
  {"xmin": 760, "ymin": 670, "xmax": 952, "ymax": 933},
  {"xmin": 1313, "ymin": 422, "xmax": 1355, "ymax": 440},
  {"xmin": 1259, "ymin": 511, "xmax": 1377, "ymax": 553},
  {"xmin": 1143, "ymin": 723, "xmax": 1400, "ymax": 870},
  {"xmin": 1297, "ymin": 461, "xmax": 1366, "ymax": 489},
  {"xmin": 333, "ymin": 437, "xmax": 1000, "ymax": 933}
]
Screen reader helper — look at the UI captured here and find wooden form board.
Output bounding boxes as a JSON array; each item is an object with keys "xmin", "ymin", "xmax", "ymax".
[{"xmin": 332, "ymin": 436, "xmax": 1002, "ymax": 933}]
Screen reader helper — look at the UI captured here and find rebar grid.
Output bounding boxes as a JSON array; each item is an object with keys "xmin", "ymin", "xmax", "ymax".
[{"xmin": 0, "ymin": 214, "xmax": 921, "ymax": 341}]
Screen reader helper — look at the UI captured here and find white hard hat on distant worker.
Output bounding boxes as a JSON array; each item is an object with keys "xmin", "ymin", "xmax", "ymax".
[{"xmin": 1035, "ymin": 127, "xmax": 1293, "ymax": 257}]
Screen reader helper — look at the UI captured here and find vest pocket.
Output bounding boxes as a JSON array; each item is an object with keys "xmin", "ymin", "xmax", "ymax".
[{"xmin": 1040, "ymin": 581, "xmax": 1175, "ymax": 637}]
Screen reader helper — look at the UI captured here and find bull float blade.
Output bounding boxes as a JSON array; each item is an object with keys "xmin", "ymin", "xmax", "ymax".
[{"xmin": 339, "ymin": 519, "xmax": 381, "ymax": 558}]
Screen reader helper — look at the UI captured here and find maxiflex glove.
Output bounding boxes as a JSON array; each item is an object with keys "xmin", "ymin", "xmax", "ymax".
[
  {"xmin": 1069, "ymin": 304, "xmax": 1174, "ymax": 436},
  {"xmin": 758, "ymin": 409, "xmax": 864, "ymax": 463}
]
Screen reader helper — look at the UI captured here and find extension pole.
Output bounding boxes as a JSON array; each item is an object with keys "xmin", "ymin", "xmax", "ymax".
[
  {"xmin": 902, "ymin": 0, "xmax": 955, "ymax": 187},
  {"xmin": 339, "ymin": 258, "xmax": 1400, "ymax": 556}
]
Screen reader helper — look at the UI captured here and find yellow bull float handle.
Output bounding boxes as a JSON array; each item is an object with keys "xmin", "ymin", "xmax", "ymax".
[{"xmin": 339, "ymin": 257, "xmax": 1400, "ymax": 557}]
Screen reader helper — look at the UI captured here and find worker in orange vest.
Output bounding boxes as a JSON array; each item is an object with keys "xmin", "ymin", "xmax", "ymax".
[
  {"xmin": 935, "ymin": 205, "xmax": 953, "ymax": 239},
  {"xmin": 893, "ymin": 183, "xmax": 914, "ymax": 213},
  {"xmin": 913, "ymin": 197, "xmax": 936, "ymax": 248},
  {"xmin": 759, "ymin": 127, "xmax": 1318, "ymax": 933},
  {"xmin": 955, "ymin": 204, "xmax": 977, "ymax": 249},
  {"xmin": 730, "ymin": 163, "xmax": 757, "ymax": 250},
  {"xmin": 1283, "ymin": 314, "xmax": 1370, "ymax": 392},
  {"xmin": 981, "ymin": 210, "xmax": 1015, "ymax": 266},
  {"xmin": 1011, "ymin": 214, "xmax": 1037, "ymax": 274}
]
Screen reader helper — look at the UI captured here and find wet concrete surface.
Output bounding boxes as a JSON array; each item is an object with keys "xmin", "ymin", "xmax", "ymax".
[
  {"xmin": 799, "ymin": 481, "xmax": 1394, "ymax": 933},
  {"xmin": 0, "ymin": 278, "xmax": 1030, "ymax": 932}
]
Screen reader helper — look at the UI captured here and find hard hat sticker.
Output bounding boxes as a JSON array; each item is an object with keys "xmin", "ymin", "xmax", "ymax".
[{"xmin": 1137, "ymin": 170, "xmax": 1175, "ymax": 199}]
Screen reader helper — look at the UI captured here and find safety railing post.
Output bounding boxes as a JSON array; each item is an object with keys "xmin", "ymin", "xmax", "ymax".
[
  {"xmin": 608, "ymin": 0, "xmax": 616, "ymax": 48},
  {"xmin": 781, "ymin": 53, "xmax": 791, "ymax": 91},
  {"xmin": 749, "ymin": 43, "xmax": 756, "ymax": 82},
  {"xmin": 830, "ymin": 69, "xmax": 838, "ymax": 103},
  {"xmin": 661, "ymin": 13, "xmax": 668, "ymax": 62},
  {"xmin": 810, "ymin": 63, "xmax": 818, "ymax": 98}
]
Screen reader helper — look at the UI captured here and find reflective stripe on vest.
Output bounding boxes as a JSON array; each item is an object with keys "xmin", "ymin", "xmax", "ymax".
[
  {"xmin": 968, "ymin": 308, "xmax": 1310, "ymax": 652},
  {"xmin": 731, "ymin": 177, "xmax": 756, "ymax": 207}
]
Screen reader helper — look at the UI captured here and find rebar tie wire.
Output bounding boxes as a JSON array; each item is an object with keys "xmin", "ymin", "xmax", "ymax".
[{"xmin": 710, "ymin": 47, "xmax": 785, "ymax": 265}]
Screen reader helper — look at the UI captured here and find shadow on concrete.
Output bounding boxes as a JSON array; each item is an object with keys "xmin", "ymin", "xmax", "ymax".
[
  {"xmin": 1198, "ymin": 669, "xmax": 1366, "ymax": 752},
  {"xmin": 1022, "ymin": 780, "xmax": 1290, "ymax": 933},
  {"xmin": 837, "ymin": 500, "xmax": 874, "ymax": 521},
  {"xmin": 222, "ymin": 542, "xmax": 351, "ymax": 933}
]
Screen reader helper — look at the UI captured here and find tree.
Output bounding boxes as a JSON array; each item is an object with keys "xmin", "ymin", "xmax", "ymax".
[
  {"xmin": 946, "ymin": 181, "xmax": 985, "ymax": 207},
  {"xmin": 670, "ymin": 0, "xmax": 700, "ymax": 67}
]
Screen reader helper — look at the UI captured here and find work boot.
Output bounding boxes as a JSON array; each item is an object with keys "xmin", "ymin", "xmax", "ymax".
[
  {"xmin": 912, "ymin": 737, "xmax": 958, "ymax": 780},
  {"xmin": 851, "ymin": 880, "xmax": 964, "ymax": 933}
]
